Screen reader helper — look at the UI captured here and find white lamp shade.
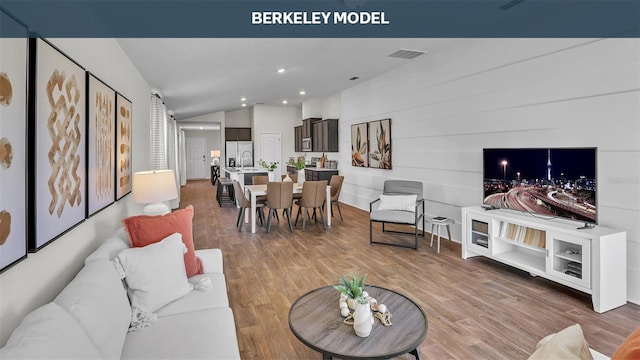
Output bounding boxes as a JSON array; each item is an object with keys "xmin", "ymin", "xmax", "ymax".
[
  {"xmin": 133, "ymin": 170, "xmax": 178, "ymax": 204},
  {"xmin": 211, "ymin": 150, "xmax": 221, "ymax": 158}
]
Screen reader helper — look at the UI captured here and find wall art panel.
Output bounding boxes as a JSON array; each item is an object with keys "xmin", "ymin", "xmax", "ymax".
[
  {"xmin": 0, "ymin": 10, "xmax": 28, "ymax": 271},
  {"xmin": 351, "ymin": 122, "xmax": 368, "ymax": 167},
  {"xmin": 368, "ymin": 118, "xmax": 392, "ymax": 169},
  {"xmin": 30, "ymin": 38, "xmax": 86, "ymax": 251},
  {"xmin": 87, "ymin": 73, "xmax": 115, "ymax": 216},
  {"xmin": 115, "ymin": 93, "xmax": 132, "ymax": 200}
]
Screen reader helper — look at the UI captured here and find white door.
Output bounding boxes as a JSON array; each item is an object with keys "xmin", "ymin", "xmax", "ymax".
[
  {"xmin": 186, "ymin": 137, "xmax": 206, "ymax": 179},
  {"xmin": 260, "ymin": 133, "xmax": 281, "ymax": 178}
]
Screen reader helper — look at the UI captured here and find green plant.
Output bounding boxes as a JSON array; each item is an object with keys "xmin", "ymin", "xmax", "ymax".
[
  {"xmin": 287, "ymin": 157, "xmax": 306, "ymax": 170},
  {"xmin": 258, "ymin": 159, "xmax": 278, "ymax": 171},
  {"xmin": 333, "ymin": 273, "xmax": 367, "ymax": 300}
]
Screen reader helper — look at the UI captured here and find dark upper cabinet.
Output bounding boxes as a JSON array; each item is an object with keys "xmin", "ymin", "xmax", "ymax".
[
  {"xmin": 312, "ymin": 119, "xmax": 339, "ymax": 152},
  {"xmin": 294, "ymin": 125, "xmax": 303, "ymax": 152},
  {"xmin": 225, "ymin": 127, "xmax": 252, "ymax": 141},
  {"xmin": 302, "ymin": 118, "xmax": 321, "ymax": 139}
]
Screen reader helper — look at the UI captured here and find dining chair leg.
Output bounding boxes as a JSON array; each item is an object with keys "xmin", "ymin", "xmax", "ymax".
[
  {"xmin": 335, "ymin": 202, "xmax": 344, "ymax": 221},
  {"xmin": 266, "ymin": 208, "xmax": 274, "ymax": 233},
  {"xmin": 236, "ymin": 207, "xmax": 243, "ymax": 227},
  {"xmin": 302, "ymin": 207, "xmax": 307, "ymax": 231},
  {"xmin": 285, "ymin": 208, "xmax": 294, "ymax": 232},
  {"xmin": 319, "ymin": 206, "xmax": 326, "ymax": 229},
  {"xmin": 238, "ymin": 208, "xmax": 246, "ymax": 232},
  {"xmin": 295, "ymin": 206, "xmax": 302, "ymax": 226}
]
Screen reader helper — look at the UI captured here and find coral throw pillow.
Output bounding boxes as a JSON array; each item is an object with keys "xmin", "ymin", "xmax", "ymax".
[
  {"xmin": 122, "ymin": 205, "xmax": 203, "ymax": 277},
  {"xmin": 612, "ymin": 326, "xmax": 640, "ymax": 360}
]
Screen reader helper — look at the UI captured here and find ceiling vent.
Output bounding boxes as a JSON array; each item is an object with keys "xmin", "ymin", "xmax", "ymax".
[{"xmin": 388, "ymin": 49, "xmax": 426, "ymax": 60}]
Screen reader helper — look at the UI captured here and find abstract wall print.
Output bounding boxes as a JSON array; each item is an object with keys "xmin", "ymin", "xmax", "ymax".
[
  {"xmin": 87, "ymin": 73, "xmax": 115, "ymax": 216},
  {"xmin": 351, "ymin": 122, "xmax": 368, "ymax": 167},
  {"xmin": 31, "ymin": 38, "xmax": 86, "ymax": 251},
  {"xmin": 0, "ymin": 10, "xmax": 28, "ymax": 271},
  {"xmin": 116, "ymin": 93, "xmax": 132, "ymax": 200},
  {"xmin": 368, "ymin": 118, "xmax": 392, "ymax": 169}
]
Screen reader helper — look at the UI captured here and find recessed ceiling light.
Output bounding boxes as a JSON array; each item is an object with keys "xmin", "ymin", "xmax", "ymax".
[
  {"xmin": 199, "ymin": 127, "xmax": 203, "ymax": 130},
  {"xmin": 242, "ymin": 103, "xmax": 247, "ymax": 107},
  {"xmin": 240, "ymin": 97, "xmax": 246, "ymax": 102},
  {"xmin": 277, "ymin": 68, "xmax": 286, "ymax": 74},
  {"xmin": 299, "ymin": 91, "xmax": 306, "ymax": 95},
  {"xmin": 282, "ymin": 100, "xmax": 288, "ymax": 104}
]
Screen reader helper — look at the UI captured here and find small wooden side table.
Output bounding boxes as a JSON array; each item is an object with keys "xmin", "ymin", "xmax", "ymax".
[{"xmin": 426, "ymin": 217, "xmax": 455, "ymax": 253}]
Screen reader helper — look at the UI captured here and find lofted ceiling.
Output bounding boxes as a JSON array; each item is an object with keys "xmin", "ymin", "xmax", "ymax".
[{"xmin": 117, "ymin": 38, "xmax": 454, "ymax": 123}]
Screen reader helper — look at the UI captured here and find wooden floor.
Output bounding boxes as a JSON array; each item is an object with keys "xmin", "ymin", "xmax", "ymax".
[{"xmin": 180, "ymin": 179, "xmax": 639, "ymax": 359}]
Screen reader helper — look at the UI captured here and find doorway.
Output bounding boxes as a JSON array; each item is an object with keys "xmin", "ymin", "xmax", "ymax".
[
  {"xmin": 260, "ymin": 133, "xmax": 282, "ymax": 178},
  {"xmin": 186, "ymin": 137, "xmax": 206, "ymax": 179}
]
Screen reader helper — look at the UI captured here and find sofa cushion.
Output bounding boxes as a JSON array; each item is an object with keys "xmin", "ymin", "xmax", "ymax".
[
  {"xmin": 85, "ymin": 234, "xmax": 130, "ymax": 264},
  {"xmin": 377, "ymin": 194, "xmax": 417, "ymax": 212},
  {"xmin": 0, "ymin": 302, "xmax": 102, "ymax": 359},
  {"xmin": 54, "ymin": 259, "xmax": 131, "ymax": 359},
  {"xmin": 122, "ymin": 205, "xmax": 203, "ymax": 277},
  {"xmin": 370, "ymin": 209, "xmax": 416, "ymax": 224},
  {"xmin": 195, "ymin": 248, "xmax": 224, "ymax": 274},
  {"xmin": 529, "ymin": 324, "xmax": 593, "ymax": 360},
  {"xmin": 612, "ymin": 326, "xmax": 640, "ymax": 360},
  {"xmin": 121, "ymin": 307, "xmax": 241, "ymax": 360},
  {"xmin": 156, "ymin": 273, "xmax": 229, "ymax": 318},
  {"xmin": 115, "ymin": 233, "xmax": 193, "ymax": 316}
]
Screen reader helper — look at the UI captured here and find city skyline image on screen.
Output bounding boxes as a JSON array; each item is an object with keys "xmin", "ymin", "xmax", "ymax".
[{"xmin": 483, "ymin": 148, "xmax": 597, "ymax": 224}]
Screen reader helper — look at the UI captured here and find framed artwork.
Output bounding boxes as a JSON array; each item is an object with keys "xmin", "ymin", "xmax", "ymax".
[
  {"xmin": 87, "ymin": 73, "xmax": 115, "ymax": 217},
  {"xmin": 30, "ymin": 38, "xmax": 86, "ymax": 251},
  {"xmin": 368, "ymin": 118, "xmax": 392, "ymax": 169},
  {"xmin": 115, "ymin": 93, "xmax": 132, "ymax": 200},
  {"xmin": 0, "ymin": 10, "xmax": 28, "ymax": 271},
  {"xmin": 351, "ymin": 122, "xmax": 368, "ymax": 167}
]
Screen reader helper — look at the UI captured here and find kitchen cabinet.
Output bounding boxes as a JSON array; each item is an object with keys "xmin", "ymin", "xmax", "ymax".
[
  {"xmin": 225, "ymin": 127, "xmax": 252, "ymax": 141},
  {"xmin": 305, "ymin": 168, "xmax": 339, "ymax": 182},
  {"xmin": 312, "ymin": 119, "xmax": 339, "ymax": 152},
  {"xmin": 302, "ymin": 118, "xmax": 321, "ymax": 139},
  {"xmin": 294, "ymin": 125, "xmax": 303, "ymax": 152}
]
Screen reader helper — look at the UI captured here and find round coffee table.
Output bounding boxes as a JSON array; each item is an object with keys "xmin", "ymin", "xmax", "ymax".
[{"xmin": 289, "ymin": 285, "xmax": 428, "ymax": 360}]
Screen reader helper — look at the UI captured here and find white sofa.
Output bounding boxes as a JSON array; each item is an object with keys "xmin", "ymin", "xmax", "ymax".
[{"xmin": 0, "ymin": 228, "xmax": 241, "ymax": 360}]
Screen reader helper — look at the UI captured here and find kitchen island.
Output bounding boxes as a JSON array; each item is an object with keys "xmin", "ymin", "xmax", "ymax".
[{"xmin": 223, "ymin": 167, "xmax": 269, "ymax": 187}]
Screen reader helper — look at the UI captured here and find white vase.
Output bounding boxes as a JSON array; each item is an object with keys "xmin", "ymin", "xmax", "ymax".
[
  {"xmin": 268, "ymin": 171, "xmax": 275, "ymax": 182},
  {"xmin": 297, "ymin": 169, "xmax": 305, "ymax": 185},
  {"xmin": 352, "ymin": 302, "xmax": 373, "ymax": 337}
]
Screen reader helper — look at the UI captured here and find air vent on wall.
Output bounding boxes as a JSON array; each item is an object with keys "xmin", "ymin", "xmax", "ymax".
[{"xmin": 388, "ymin": 49, "xmax": 426, "ymax": 60}]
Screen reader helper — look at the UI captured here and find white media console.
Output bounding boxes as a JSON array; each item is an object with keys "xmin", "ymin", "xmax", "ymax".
[{"xmin": 461, "ymin": 206, "xmax": 627, "ymax": 313}]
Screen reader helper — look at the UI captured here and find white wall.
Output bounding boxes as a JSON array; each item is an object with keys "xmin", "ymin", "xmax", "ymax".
[
  {"xmin": 225, "ymin": 108, "xmax": 251, "ymax": 127},
  {"xmin": 338, "ymin": 38, "xmax": 640, "ymax": 304},
  {"xmin": 252, "ymin": 105, "xmax": 302, "ymax": 173},
  {"xmin": 0, "ymin": 38, "xmax": 152, "ymax": 346}
]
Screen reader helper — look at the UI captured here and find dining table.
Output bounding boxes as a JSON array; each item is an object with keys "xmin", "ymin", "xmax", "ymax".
[{"xmin": 244, "ymin": 183, "xmax": 332, "ymax": 233}]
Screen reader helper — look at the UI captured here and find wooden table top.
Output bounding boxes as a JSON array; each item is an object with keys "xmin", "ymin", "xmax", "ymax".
[{"xmin": 288, "ymin": 285, "xmax": 428, "ymax": 360}]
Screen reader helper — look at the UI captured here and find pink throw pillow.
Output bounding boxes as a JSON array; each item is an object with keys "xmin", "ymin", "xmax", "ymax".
[{"xmin": 122, "ymin": 205, "xmax": 203, "ymax": 277}]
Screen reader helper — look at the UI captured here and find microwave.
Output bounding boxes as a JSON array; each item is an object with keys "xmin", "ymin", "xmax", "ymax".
[{"xmin": 302, "ymin": 138, "xmax": 312, "ymax": 151}]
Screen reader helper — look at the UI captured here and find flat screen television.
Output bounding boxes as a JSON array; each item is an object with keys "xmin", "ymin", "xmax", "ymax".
[{"xmin": 483, "ymin": 148, "xmax": 597, "ymax": 225}]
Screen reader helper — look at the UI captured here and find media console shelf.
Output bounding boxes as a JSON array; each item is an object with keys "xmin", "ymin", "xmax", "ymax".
[{"xmin": 462, "ymin": 206, "xmax": 627, "ymax": 313}]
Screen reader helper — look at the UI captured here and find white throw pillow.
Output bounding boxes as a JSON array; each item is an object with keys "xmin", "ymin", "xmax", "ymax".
[
  {"xmin": 113, "ymin": 233, "xmax": 193, "ymax": 329},
  {"xmin": 377, "ymin": 194, "xmax": 417, "ymax": 212}
]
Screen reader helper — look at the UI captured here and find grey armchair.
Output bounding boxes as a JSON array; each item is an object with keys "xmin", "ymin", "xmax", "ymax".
[{"xmin": 369, "ymin": 180, "xmax": 425, "ymax": 249}]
